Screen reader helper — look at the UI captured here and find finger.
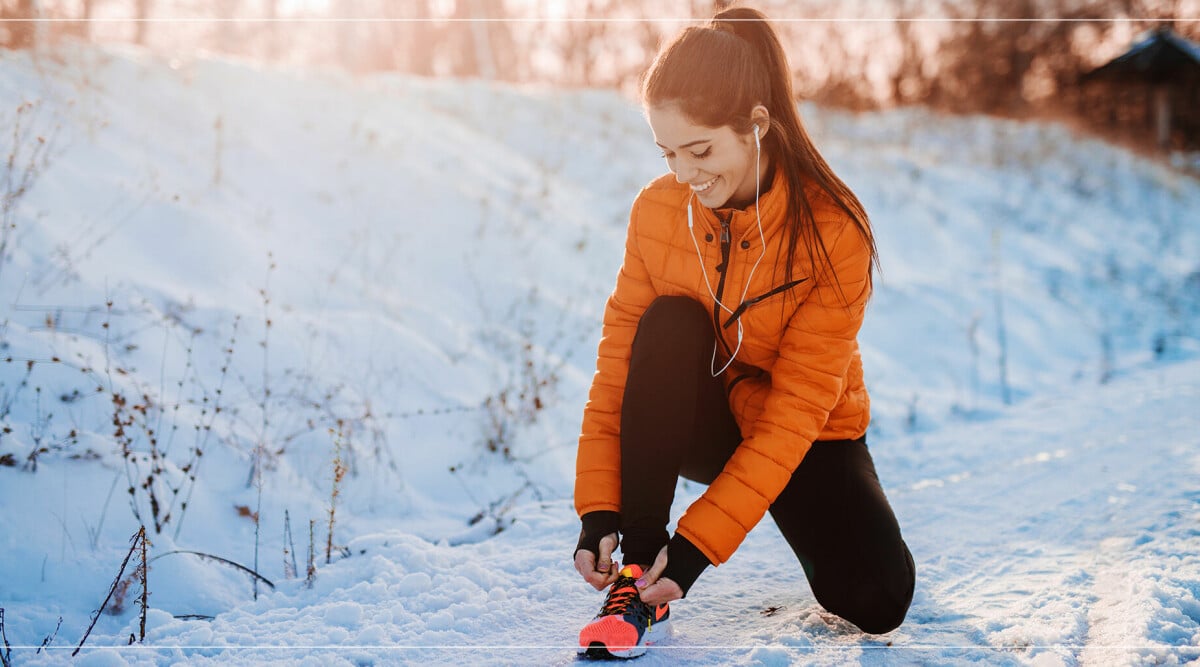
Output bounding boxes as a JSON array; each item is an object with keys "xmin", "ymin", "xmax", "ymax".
[
  {"xmin": 596, "ymin": 533, "xmax": 618, "ymax": 572},
  {"xmin": 574, "ymin": 549, "xmax": 597, "ymax": 578},
  {"xmin": 638, "ymin": 577, "xmax": 683, "ymax": 606},
  {"xmin": 589, "ymin": 567, "xmax": 619, "ymax": 591},
  {"xmin": 637, "ymin": 545, "xmax": 670, "ymax": 589},
  {"xmin": 576, "ymin": 550, "xmax": 619, "ymax": 590},
  {"xmin": 584, "ymin": 563, "xmax": 619, "ymax": 590}
]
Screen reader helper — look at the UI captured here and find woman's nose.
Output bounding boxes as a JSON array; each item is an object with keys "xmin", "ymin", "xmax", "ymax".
[{"xmin": 672, "ymin": 158, "xmax": 698, "ymax": 184}]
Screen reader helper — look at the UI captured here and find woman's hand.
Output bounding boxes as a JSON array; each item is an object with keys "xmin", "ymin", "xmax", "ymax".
[
  {"xmin": 574, "ymin": 532, "xmax": 619, "ymax": 590},
  {"xmin": 635, "ymin": 545, "xmax": 684, "ymax": 605}
]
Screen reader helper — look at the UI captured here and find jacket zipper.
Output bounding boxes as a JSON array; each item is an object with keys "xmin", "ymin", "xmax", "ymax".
[
  {"xmin": 712, "ymin": 212, "xmax": 734, "ymax": 357},
  {"xmin": 722, "ymin": 277, "xmax": 808, "ymax": 392},
  {"xmin": 722, "ymin": 278, "xmax": 809, "ymax": 330}
]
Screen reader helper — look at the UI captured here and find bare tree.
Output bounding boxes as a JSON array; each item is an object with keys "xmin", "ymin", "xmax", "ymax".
[
  {"xmin": 4, "ymin": 0, "xmax": 38, "ymax": 49},
  {"xmin": 352, "ymin": 0, "xmax": 435, "ymax": 75},
  {"xmin": 929, "ymin": 0, "xmax": 1034, "ymax": 113},
  {"xmin": 263, "ymin": 0, "xmax": 278, "ymax": 60},
  {"xmin": 134, "ymin": 0, "xmax": 152, "ymax": 46},
  {"xmin": 445, "ymin": 0, "xmax": 518, "ymax": 81},
  {"xmin": 890, "ymin": 0, "xmax": 936, "ymax": 106},
  {"xmin": 446, "ymin": 0, "xmax": 478, "ymax": 77},
  {"xmin": 560, "ymin": 0, "xmax": 609, "ymax": 86},
  {"xmin": 81, "ymin": 0, "xmax": 95, "ymax": 41},
  {"xmin": 216, "ymin": 0, "xmax": 238, "ymax": 54},
  {"xmin": 547, "ymin": 0, "xmax": 668, "ymax": 91},
  {"xmin": 405, "ymin": 0, "xmax": 436, "ymax": 76},
  {"xmin": 334, "ymin": 0, "xmax": 361, "ymax": 71},
  {"xmin": 921, "ymin": 0, "xmax": 1117, "ymax": 115}
]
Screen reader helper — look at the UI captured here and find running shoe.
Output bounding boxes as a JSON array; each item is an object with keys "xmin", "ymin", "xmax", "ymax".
[{"xmin": 578, "ymin": 564, "xmax": 671, "ymax": 659}]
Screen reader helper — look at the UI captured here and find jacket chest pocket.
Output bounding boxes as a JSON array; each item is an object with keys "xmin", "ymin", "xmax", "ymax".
[{"xmin": 725, "ymin": 278, "xmax": 813, "ymax": 346}]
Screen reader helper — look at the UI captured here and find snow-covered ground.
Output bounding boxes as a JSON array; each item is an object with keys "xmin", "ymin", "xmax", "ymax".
[{"xmin": 1, "ymin": 43, "xmax": 1198, "ymax": 665}]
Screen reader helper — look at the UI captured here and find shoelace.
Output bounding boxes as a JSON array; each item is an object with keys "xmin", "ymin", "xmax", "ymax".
[{"xmin": 598, "ymin": 575, "xmax": 646, "ymax": 619}]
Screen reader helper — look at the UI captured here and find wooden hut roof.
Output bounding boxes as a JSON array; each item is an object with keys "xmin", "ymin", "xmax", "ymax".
[{"xmin": 1081, "ymin": 27, "xmax": 1200, "ymax": 85}]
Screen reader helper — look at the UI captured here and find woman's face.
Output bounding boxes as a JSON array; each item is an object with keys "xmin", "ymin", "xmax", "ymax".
[{"xmin": 646, "ymin": 103, "xmax": 760, "ymax": 209}]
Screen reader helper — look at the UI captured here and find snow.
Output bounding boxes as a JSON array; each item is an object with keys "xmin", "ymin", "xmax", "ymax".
[{"xmin": 1, "ymin": 41, "xmax": 1199, "ymax": 665}]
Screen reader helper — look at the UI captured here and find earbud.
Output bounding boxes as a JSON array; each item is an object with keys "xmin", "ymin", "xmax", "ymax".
[{"xmin": 753, "ymin": 123, "xmax": 761, "ymax": 148}]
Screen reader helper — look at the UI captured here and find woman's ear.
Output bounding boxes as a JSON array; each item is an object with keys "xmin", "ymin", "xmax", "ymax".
[{"xmin": 750, "ymin": 104, "xmax": 770, "ymax": 140}]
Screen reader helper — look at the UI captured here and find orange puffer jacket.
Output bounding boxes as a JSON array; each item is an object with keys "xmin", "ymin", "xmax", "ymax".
[{"xmin": 575, "ymin": 168, "xmax": 872, "ymax": 567}]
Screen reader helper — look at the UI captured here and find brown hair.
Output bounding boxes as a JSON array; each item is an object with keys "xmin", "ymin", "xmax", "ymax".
[{"xmin": 641, "ymin": 6, "xmax": 879, "ymax": 293}]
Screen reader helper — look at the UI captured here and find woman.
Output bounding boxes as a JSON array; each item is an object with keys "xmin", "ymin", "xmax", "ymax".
[{"xmin": 571, "ymin": 6, "xmax": 915, "ymax": 659}]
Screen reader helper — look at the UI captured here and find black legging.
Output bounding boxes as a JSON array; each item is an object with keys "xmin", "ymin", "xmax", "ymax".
[{"xmin": 618, "ymin": 295, "xmax": 915, "ymax": 634}]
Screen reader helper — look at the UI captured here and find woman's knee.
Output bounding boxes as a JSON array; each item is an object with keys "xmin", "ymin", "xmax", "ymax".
[
  {"xmin": 637, "ymin": 296, "xmax": 709, "ymax": 338},
  {"xmin": 813, "ymin": 545, "xmax": 915, "ymax": 634},
  {"xmin": 630, "ymin": 296, "xmax": 712, "ymax": 362}
]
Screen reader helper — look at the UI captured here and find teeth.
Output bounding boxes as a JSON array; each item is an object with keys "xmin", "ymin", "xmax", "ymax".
[{"xmin": 692, "ymin": 176, "xmax": 718, "ymax": 193}]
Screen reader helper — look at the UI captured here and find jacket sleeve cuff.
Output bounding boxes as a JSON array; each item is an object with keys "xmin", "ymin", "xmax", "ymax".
[
  {"xmin": 660, "ymin": 533, "xmax": 711, "ymax": 598},
  {"xmin": 575, "ymin": 510, "xmax": 620, "ymax": 559}
]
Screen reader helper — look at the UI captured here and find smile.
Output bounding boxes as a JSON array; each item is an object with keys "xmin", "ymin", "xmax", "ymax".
[{"xmin": 691, "ymin": 176, "xmax": 718, "ymax": 193}]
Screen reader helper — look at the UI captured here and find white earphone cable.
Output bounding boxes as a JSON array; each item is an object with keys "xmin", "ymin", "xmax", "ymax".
[{"xmin": 684, "ymin": 123, "xmax": 767, "ymax": 377}]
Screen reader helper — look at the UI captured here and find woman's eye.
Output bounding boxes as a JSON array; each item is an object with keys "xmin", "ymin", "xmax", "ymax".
[{"xmin": 660, "ymin": 147, "xmax": 709, "ymax": 159}]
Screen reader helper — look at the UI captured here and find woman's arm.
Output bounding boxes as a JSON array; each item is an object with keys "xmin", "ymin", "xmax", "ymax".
[{"xmin": 574, "ymin": 196, "xmax": 659, "ymax": 520}]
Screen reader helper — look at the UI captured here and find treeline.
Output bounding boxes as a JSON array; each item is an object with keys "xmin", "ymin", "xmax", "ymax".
[
  {"xmin": 874, "ymin": 0, "xmax": 1198, "ymax": 117},
  {"xmin": 1, "ymin": 0, "xmax": 1197, "ymax": 132}
]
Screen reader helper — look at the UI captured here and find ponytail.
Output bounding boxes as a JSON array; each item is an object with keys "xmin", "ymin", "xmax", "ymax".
[{"xmin": 642, "ymin": 7, "xmax": 879, "ymax": 295}]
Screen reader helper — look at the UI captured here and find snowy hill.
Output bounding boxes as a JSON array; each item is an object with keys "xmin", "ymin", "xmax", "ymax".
[{"xmin": 0, "ymin": 43, "xmax": 1198, "ymax": 665}]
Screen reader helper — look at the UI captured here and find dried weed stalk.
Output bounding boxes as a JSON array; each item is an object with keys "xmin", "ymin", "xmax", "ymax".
[
  {"xmin": 326, "ymin": 420, "xmax": 348, "ymax": 565},
  {"xmin": 74, "ymin": 526, "xmax": 148, "ymax": 657}
]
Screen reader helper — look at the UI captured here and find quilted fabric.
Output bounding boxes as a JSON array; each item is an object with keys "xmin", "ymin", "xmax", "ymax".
[{"xmin": 575, "ymin": 168, "xmax": 872, "ymax": 565}]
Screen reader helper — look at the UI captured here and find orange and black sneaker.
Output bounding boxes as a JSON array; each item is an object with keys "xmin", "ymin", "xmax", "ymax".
[{"xmin": 578, "ymin": 564, "xmax": 671, "ymax": 659}]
